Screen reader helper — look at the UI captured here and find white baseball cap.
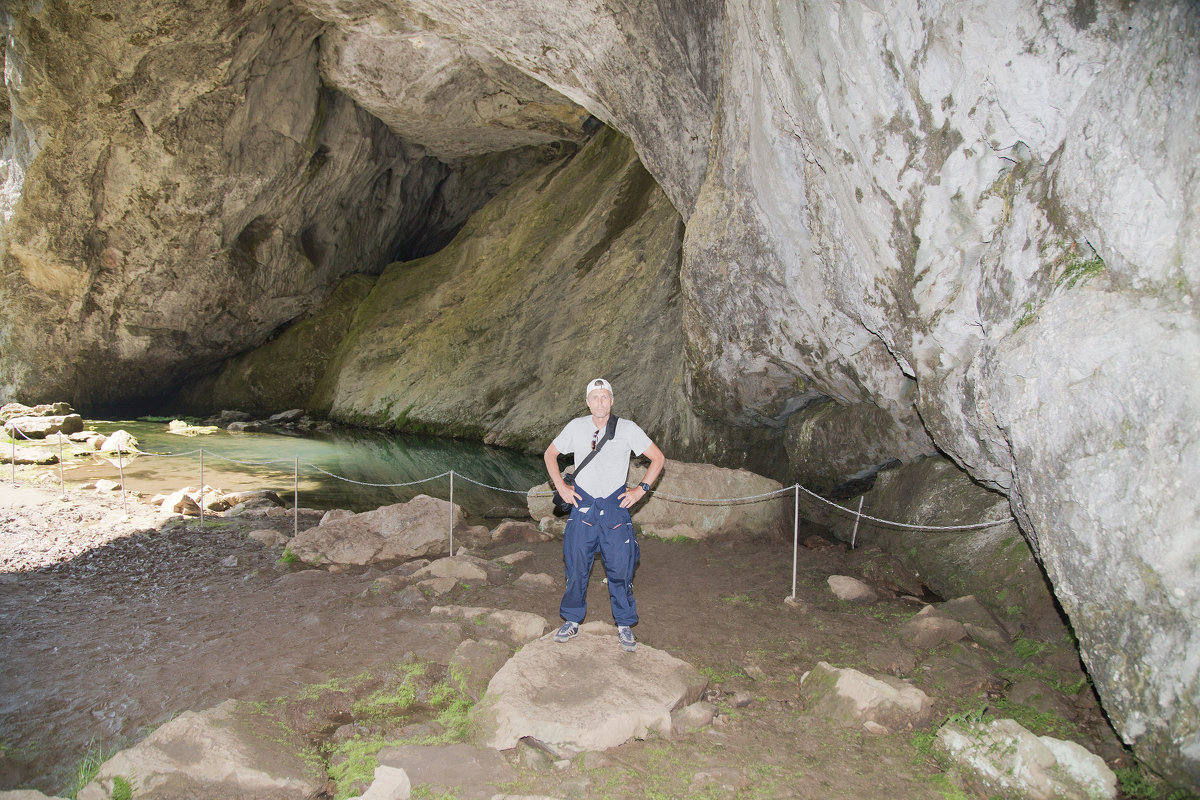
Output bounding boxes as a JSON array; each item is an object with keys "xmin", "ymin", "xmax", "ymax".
[{"xmin": 586, "ymin": 378, "xmax": 613, "ymax": 398}]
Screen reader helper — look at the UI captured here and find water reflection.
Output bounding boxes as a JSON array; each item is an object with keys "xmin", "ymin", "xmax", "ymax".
[{"xmin": 64, "ymin": 420, "xmax": 548, "ymax": 516}]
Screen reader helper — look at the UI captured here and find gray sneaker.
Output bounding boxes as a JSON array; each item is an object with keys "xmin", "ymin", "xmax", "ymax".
[
  {"xmin": 617, "ymin": 625, "xmax": 636, "ymax": 652},
  {"xmin": 553, "ymin": 621, "xmax": 579, "ymax": 642}
]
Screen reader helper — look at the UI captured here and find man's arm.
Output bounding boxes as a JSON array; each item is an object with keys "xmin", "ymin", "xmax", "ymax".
[
  {"xmin": 544, "ymin": 443, "xmax": 579, "ymax": 507},
  {"xmin": 619, "ymin": 442, "xmax": 665, "ymax": 509}
]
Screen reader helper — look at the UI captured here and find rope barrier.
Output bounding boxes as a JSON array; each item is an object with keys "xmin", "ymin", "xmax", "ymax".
[
  {"xmin": 200, "ymin": 451, "xmax": 294, "ymax": 467},
  {"xmin": 453, "ymin": 472, "xmax": 544, "ymax": 495},
  {"xmin": 643, "ymin": 486, "xmax": 795, "ymax": 505},
  {"xmin": 793, "ymin": 482, "xmax": 1012, "ymax": 531},
  {"xmin": 3, "ymin": 423, "xmax": 1018, "ymax": 598},
  {"xmin": 306, "ymin": 464, "xmax": 452, "ymax": 488},
  {"xmin": 1, "ymin": 429, "xmax": 1014, "ymax": 534}
]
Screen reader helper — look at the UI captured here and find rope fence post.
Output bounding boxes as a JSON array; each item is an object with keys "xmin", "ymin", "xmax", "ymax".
[
  {"xmin": 57, "ymin": 433, "xmax": 65, "ymax": 496},
  {"xmin": 293, "ymin": 456, "xmax": 299, "ymax": 539},
  {"xmin": 850, "ymin": 495, "xmax": 864, "ymax": 550},
  {"xmin": 199, "ymin": 449, "xmax": 205, "ymax": 529},
  {"xmin": 448, "ymin": 470, "xmax": 455, "ymax": 556},
  {"xmin": 791, "ymin": 484, "xmax": 799, "ymax": 600},
  {"xmin": 117, "ymin": 445, "xmax": 128, "ymax": 515},
  {"xmin": 10, "ymin": 433, "xmax": 15, "ymax": 483}
]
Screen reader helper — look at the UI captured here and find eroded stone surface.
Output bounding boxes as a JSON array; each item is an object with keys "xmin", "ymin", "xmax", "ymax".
[
  {"xmin": 937, "ymin": 718, "xmax": 1117, "ymax": 800},
  {"xmin": 475, "ymin": 633, "xmax": 708, "ymax": 752},
  {"xmin": 288, "ymin": 495, "xmax": 463, "ymax": 566},
  {"xmin": 799, "ymin": 661, "xmax": 932, "ymax": 733},
  {"xmin": 76, "ymin": 700, "xmax": 323, "ymax": 800}
]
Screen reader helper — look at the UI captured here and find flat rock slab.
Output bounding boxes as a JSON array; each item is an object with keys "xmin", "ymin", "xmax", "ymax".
[
  {"xmin": 76, "ymin": 699, "xmax": 323, "ymax": 800},
  {"xmin": 289, "ymin": 494, "xmax": 464, "ymax": 566},
  {"xmin": 475, "ymin": 633, "xmax": 708, "ymax": 752},
  {"xmin": 377, "ymin": 743, "xmax": 517, "ymax": 800},
  {"xmin": 431, "ymin": 605, "xmax": 547, "ymax": 644}
]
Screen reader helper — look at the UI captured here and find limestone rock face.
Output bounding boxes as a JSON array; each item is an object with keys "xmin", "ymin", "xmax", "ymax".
[
  {"xmin": 0, "ymin": 0, "xmax": 572, "ymax": 407},
  {"xmin": 302, "ymin": 3, "xmax": 594, "ymax": 158},
  {"xmin": 674, "ymin": 2, "xmax": 1200, "ymax": 782},
  {"xmin": 311, "ymin": 125, "xmax": 694, "ymax": 453},
  {"xmin": 821, "ymin": 458, "xmax": 1058, "ymax": 635},
  {"xmin": 4, "ymin": 0, "xmax": 1199, "ymax": 784},
  {"xmin": 170, "ymin": 273, "xmax": 376, "ymax": 415},
  {"xmin": 297, "ymin": 0, "xmax": 723, "ymax": 215}
]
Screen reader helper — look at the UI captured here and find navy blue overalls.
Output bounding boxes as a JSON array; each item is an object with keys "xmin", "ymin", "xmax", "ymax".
[{"xmin": 559, "ymin": 484, "xmax": 640, "ymax": 627}]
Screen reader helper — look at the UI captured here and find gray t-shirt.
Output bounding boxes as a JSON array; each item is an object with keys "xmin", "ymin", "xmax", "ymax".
[{"xmin": 552, "ymin": 416, "xmax": 653, "ymax": 498}]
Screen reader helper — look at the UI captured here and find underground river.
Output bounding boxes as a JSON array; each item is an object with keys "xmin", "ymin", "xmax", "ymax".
[{"xmin": 48, "ymin": 419, "xmax": 549, "ymax": 519}]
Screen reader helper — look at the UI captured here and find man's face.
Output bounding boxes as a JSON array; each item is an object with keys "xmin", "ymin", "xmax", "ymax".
[{"xmin": 587, "ymin": 389, "xmax": 613, "ymax": 417}]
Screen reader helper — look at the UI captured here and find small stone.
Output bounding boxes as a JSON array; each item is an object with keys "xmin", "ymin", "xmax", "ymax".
[
  {"xmin": 514, "ymin": 572, "xmax": 555, "ymax": 589},
  {"xmin": 828, "ymin": 575, "xmax": 878, "ymax": 603}
]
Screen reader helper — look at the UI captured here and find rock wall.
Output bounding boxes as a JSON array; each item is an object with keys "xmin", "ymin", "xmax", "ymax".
[
  {"xmin": 3, "ymin": 0, "xmax": 1198, "ymax": 786},
  {"xmin": 311, "ymin": 126, "xmax": 696, "ymax": 454},
  {"xmin": 672, "ymin": 1, "xmax": 1198, "ymax": 784},
  {"xmin": 0, "ymin": 0, "xmax": 586, "ymax": 407}
]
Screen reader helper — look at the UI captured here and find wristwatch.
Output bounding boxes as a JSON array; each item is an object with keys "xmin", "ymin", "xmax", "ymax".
[{"xmin": 637, "ymin": 482, "xmax": 651, "ymax": 492}]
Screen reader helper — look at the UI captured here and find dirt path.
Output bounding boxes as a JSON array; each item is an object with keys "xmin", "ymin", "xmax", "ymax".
[{"xmin": 0, "ymin": 474, "xmax": 1127, "ymax": 799}]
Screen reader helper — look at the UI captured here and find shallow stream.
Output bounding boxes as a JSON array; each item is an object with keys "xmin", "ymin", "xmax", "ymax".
[{"xmin": 53, "ymin": 419, "xmax": 548, "ymax": 518}]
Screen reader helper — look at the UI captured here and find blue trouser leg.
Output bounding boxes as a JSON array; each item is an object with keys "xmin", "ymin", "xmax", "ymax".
[
  {"xmin": 559, "ymin": 513, "xmax": 599, "ymax": 623},
  {"xmin": 598, "ymin": 519, "xmax": 639, "ymax": 626}
]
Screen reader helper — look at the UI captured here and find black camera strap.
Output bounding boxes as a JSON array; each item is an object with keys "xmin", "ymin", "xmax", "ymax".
[{"xmin": 567, "ymin": 414, "xmax": 618, "ymax": 484}]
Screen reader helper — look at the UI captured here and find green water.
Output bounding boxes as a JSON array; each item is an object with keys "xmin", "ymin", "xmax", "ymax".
[{"xmin": 59, "ymin": 419, "xmax": 549, "ymax": 516}]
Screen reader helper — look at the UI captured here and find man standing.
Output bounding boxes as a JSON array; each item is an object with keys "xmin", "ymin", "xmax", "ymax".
[{"xmin": 543, "ymin": 378, "xmax": 666, "ymax": 652}]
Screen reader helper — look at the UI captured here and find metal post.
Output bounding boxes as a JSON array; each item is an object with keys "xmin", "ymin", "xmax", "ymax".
[
  {"xmin": 117, "ymin": 445, "xmax": 127, "ymax": 515},
  {"xmin": 851, "ymin": 495, "xmax": 865, "ymax": 550},
  {"xmin": 10, "ymin": 432, "xmax": 15, "ymax": 483},
  {"xmin": 58, "ymin": 433, "xmax": 64, "ymax": 496},
  {"xmin": 293, "ymin": 456, "xmax": 299, "ymax": 538},
  {"xmin": 199, "ymin": 449, "xmax": 205, "ymax": 528},
  {"xmin": 448, "ymin": 471, "xmax": 455, "ymax": 556},
  {"xmin": 791, "ymin": 485, "xmax": 799, "ymax": 600}
]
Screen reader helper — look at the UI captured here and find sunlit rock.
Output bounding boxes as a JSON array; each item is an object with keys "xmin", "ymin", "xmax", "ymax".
[
  {"xmin": 288, "ymin": 494, "xmax": 464, "ymax": 566},
  {"xmin": 475, "ymin": 633, "xmax": 708, "ymax": 752}
]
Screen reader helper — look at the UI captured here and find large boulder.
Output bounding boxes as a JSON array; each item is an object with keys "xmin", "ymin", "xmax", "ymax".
[
  {"xmin": 287, "ymin": 494, "xmax": 464, "ymax": 566},
  {"xmin": 76, "ymin": 700, "xmax": 323, "ymax": 800},
  {"xmin": 819, "ymin": 457, "xmax": 1059, "ymax": 636},
  {"xmin": 528, "ymin": 458, "xmax": 789, "ymax": 539},
  {"xmin": 2, "ymin": 446, "xmax": 59, "ymax": 465},
  {"xmin": 474, "ymin": 633, "xmax": 708, "ymax": 752},
  {"xmin": 3, "ymin": 414, "xmax": 83, "ymax": 439},
  {"xmin": 798, "ymin": 661, "xmax": 933, "ymax": 734},
  {"xmin": 430, "ymin": 605, "xmax": 547, "ymax": 645},
  {"xmin": 937, "ymin": 718, "xmax": 1117, "ymax": 800},
  {"xmin": 375, "ymin": 743, "xmax": 518, "ymax": 799}
]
